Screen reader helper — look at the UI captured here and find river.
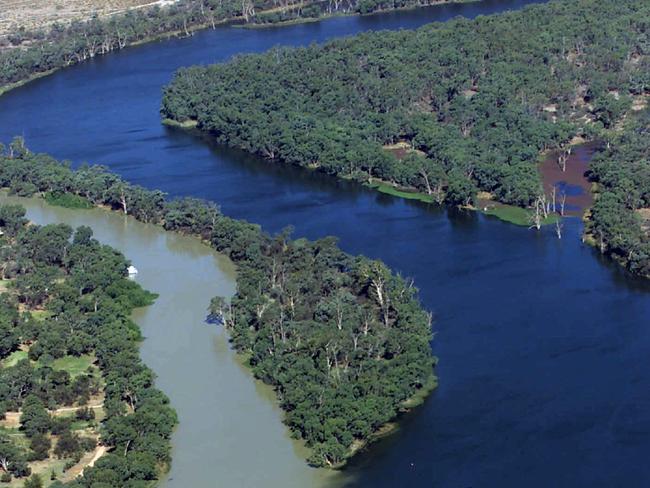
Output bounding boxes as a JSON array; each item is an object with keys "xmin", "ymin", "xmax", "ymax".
[
  {"xmin": 0, "ymin": 194, "xmax": 341, "ymax": 487},
  {"xmin": 2, "ymin": 0, "xmax": 650, "ymax": 486}
]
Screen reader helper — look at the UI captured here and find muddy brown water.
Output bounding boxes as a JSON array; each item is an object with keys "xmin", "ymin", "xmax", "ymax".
[
  {"xmin": 0, "ymin": 194, "xmax": 340, "ymax": 488},
  {"xmin": 540, "ymin": 143, "xmax": 597, "ymax": 215}
]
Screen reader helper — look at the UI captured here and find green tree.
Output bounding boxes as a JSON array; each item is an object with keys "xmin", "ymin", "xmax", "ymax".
[{"xmin": 20, "ymin": 395, "xmax": 50, "ymax": 438}]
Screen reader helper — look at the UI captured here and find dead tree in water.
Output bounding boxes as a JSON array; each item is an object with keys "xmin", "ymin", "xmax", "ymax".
[
  {"xmin": 551, "ymin": 186, "xmax": 557, "ymax": 213},
  {"xmin": 559, "ymin": 191, "xmax": 567, "ymax": 216},
  {"xmin": 555, "ymin": 219, "xmax": 563, "ymax": 239},
  {"xmin": 529, "ymin": 194, "xmax": 549, "ymax": 230},
  {"xmin": 558, "ymin": 152, "xmax": 568, "ymax": 172}
]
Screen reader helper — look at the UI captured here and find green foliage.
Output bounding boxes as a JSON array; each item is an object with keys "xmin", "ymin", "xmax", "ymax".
[
  {"xmin": 482, "ymin": 204, "xmax": 559, "ymax": 227},
  {"xmin": 0, "ymin": 0, "xmax": 456, "ymax": 93},
  {"xmin": 0, "ymin": 296, "xmax": 20, "ymax": 360},
  {"xmin": 20, "ymin": 396, "xmax": 50, "ymax": 438},
  {"xmin": 43, "ymin": 192, "xmax": 93, "ymax": 210},
  {"xmin": 53, "ymin": 430, "xmax": 81, "ymax": 459},
  {"xmin": 587, "ymin": 109, "xmax": 650, "ymax": 276},
  {"xmin": 161, "ymin": 0, "xmax": 648, "ymax": 214},
  {"xmin": 0, "ymin": 433, "xmax": 30, "ymax": 478},
  {"xmin": 0, "ymin": 199, "xmax": 178, "ymax": 486},
  {"xmin": 23, "ymin": 474, "xmax": 43, "ymax": 488},
  {"xmin": 0, "ymin": 204, "xmax": 27, "ymax": 237},
  {"xmin": 0, "ymin": 146, "xmax": 436, "ymax": 467},
  {"xmin": 227, "ymin": 241, "xmax": 435, "ymax": 467},
  {"xmin": 366, "ymin": 182, "xmax": 434, "ymax": 203},
  {"xmin": 27, "ymin": 434, "xmax": 51, "ymax": 462}
]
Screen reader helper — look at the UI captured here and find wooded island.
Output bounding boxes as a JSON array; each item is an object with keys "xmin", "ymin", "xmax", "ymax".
[{"xmin": 161, "ymin": 0, "xmax": 650, "ymax": 276}]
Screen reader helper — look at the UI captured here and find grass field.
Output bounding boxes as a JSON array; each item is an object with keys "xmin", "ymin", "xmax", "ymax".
[
  {"xmin": 481, "ymin": 204, "xmax": 560, "ymax": 226},
  {"xmin": 44, "ymin": 192, "xmax": 94, "ymax": 209},
  {"xmin": 31, "ymin": 310, "xmax": 54, "ymax": 321},
  {"xmin": 366, "ymin": 181, "xmax": 435, "ymax": 203},
  {"xmin": 2, "ymin": 350, "xmax": 27, "ymax": 368},
  {"xmin": 2, "ymin": 351, "xmax": 96, "ymax": 379},
  {"xmin": 50, "ymin": 355, "xmax": 95, "ymax": 377}
]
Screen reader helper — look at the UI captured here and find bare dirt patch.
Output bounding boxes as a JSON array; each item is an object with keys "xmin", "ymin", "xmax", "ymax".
[
  {"xmin": 0, "ymin": 0, "xmax": 178, "ymax": 38},
  {"xmin": 64, "ymin": 444, "xmax": 108, "ymax": 481},
  {"xmin": 383, "ymin": 141, "xmax": 425, "ymax": 161},
  {"xmin": 631, "ymin": 94, "xmax": 649, "ymax": 112},
  {"xmin": 637, "ymin": 208, "xmax": 650, "ymax": 235}
]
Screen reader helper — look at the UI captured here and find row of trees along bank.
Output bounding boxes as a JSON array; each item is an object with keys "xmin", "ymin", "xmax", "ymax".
[
  {"xmin": 0, "ymin": 0, "xmax": 471, "ymax": 94},
  {"xmin": 161, "ymin": 0, "xmax": 650, "ymax": 275},
  {"xmin": 0, "ymin": 139, "xmax": 437, "ymax": 468},
  {"xmin": 0, "ymin": 199, "xmax": 176, "ymax": 487}
]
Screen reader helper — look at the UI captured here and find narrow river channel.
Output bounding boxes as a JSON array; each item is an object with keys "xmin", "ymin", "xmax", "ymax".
[{"xmin": 0, "ymin": 194, "xmax": 340, "ymax": 487}]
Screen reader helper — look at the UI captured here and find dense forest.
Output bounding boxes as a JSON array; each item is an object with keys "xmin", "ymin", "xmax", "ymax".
[
  {"xmin": 0, "ymin": 140, "xmax": 436, "ymax": 468},
  {"xmin": 587, "ymin": 109, "xmax": 650, "ymax": 277},
  {"xmin": 0, "ymin": 200, "xmax": 176, "ymax": 485},
  {"xmin": 162, "ymin": 0, "xmax": 650, "ymax": 275},
  {"xmin": 0, "ymin": 0, "xmax": 467, "ymax": 94}
]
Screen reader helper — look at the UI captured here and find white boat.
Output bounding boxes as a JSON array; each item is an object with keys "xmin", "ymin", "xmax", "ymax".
[{"xmin": 127, "ymin": 265, "xmax": 139, "ymax": 277}]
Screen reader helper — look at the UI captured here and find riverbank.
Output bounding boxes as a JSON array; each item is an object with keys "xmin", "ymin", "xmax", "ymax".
[
  {"xmin": 163, "ymin": 120, "xmax": 560, "ymax": 228},
  {"xmin": 0, "ymin": 192, "xmax": 343, "ymax": 487},
  {"xmin": 11, "ymin": 174, "xmax": 444, "ymax": 469},
  {"xmin": 344, "ymin": 373, "xmax": 438, "ymax": 464},
  {"xmin": 0, "ymin": 147, "xmax": 437, "ymax": 472},
  {"xmin": 4, "ymin": 2, "xmax": 650, "ymax": 482},
  {"xmin": 0, "ymin": 69, "xmax": 57, "ymax": 98},
  {"xmin": 539, "ymin": 142, "xmax": 598, "ymax": 217},
  {"xmin": 368, "ymin": 180, "xmax": 559, "ymax": 226},
  {"xmin": 0, "ymin": 194, "xmax": 176, "ymax": 487},
  {"xmin": 0, "ymin": 0, "xmax": 503, "ymax": 100},
  {"xmin": 236, "ymin": 0, "xmax": 478, "ymax": 29},
  {"xmin": 10, "ymin": 187, "xmax": 431, "ymax": 473}
]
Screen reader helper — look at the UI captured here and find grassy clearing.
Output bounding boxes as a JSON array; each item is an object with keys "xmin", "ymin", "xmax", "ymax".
[
  {"xmin": 4, "ymin": 351, "xmax": 95, "ymax": 374},
  {"xmin": 50, "ymin": 355, "xmax": 95, "ymax": 377},
  {"xmin": 2, "ymin": 350, "xmax": 28, "ymax": 368},
  {"xmin": 6, "ymin": 457, "xmax": 69, "ymax": 487},
  {"xmin": 31, "ymin": 310, "xmax": 53, "ymax": 321},
  {"xmin": 480, "ymin": 204, "xmax": 559, "ymax": 226},
  {"xmin": 366, "ymin": 182, "xmax": 435, "ymax": 203},
  {"xmin": 0, "ymin": 426, "xmax": 68, "ymax": 486},
  {"xmin": 3, "ymin": 351, "xmax": 96, "ymax": 378},
  {"xmin": 44, "ymin": 192, "xmax": 94, "ymax": 209}
]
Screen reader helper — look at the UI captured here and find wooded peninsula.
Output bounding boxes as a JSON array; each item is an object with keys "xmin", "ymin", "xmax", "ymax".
[
  {"xmin": 0, "ymin": 140, "xmax": 437, "ymax": 474},
  {"xmin": 161, "ymin": 0, "xmax": 650, "ymax": 277}
]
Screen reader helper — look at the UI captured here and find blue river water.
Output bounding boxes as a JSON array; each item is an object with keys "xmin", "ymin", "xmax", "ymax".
[{"xmin": 2, "ymin": 0, "xmax": 650, "ymax": 486}]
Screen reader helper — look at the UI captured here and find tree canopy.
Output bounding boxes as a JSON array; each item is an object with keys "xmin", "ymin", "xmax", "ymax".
[
  {"xmin": 0, "ymin": 199, "xmax": 175, "ymax": 485},
  {"xmin": 587, "ymin": 108, "xmax": 650, "ymax": 277},
  {"xmin": 0, "ymin": 144, "xmax": 436, "ymax": 467},
  {"xmin": 162, "ymin": 0, "xmax": 643, "ymax": 202},
  {"xmin": 161, "ymin": 0, "xmax": 650, "ymax": 276},
  {"xmin": 0, "ymin": 0, "xmax": 472, "ymax": 94}
]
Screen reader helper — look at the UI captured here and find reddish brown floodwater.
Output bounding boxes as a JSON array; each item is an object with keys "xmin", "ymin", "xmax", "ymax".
[{"xmin": 540, "ymin": 143, "xmax": 597, "ymax": 215}]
